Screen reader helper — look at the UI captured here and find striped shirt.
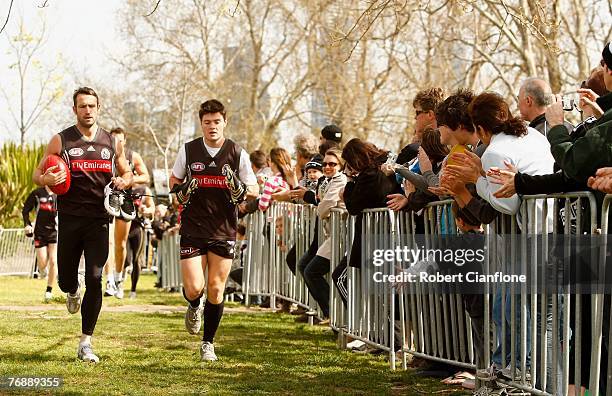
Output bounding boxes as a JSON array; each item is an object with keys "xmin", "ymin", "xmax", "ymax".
[{"xmin": 258, "ymin": 174, "xmax": 290, "ymax": 211}]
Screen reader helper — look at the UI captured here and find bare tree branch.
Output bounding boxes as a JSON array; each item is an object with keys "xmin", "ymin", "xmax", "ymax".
[
  {"xmin": 0, "ymin": 0, "xmax": 14, "ymax": 35},
  {"xmin": 144, "ymin": 0, "xmax": 162, "ymax": 17}
]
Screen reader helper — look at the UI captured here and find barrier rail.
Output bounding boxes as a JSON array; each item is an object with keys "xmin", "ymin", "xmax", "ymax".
[
  {"xmin": 0, "ymin": 228, "xmax": 36, "ymax": 276},
  {"xmin": 158, "ymin": 231, "xmax": 182, "ymax": 290}
]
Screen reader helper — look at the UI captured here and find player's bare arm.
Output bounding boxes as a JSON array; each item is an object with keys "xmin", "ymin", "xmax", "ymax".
[
  {"xmin": 131, "ymin": 151, "xmax": 150, "ymax": 185},
  {"xmin": 113, "ymin": 138, "xmax": 134, "ymax": 190}
]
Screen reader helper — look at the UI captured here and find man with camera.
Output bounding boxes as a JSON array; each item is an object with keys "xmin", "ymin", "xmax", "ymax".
[
  {"xmin": 545, "ymin": 41, "xmax": 612, "ymax": 184},
  {"xmin": 518, "ymin": 78, "xmax": 573, "ymax": 136}
]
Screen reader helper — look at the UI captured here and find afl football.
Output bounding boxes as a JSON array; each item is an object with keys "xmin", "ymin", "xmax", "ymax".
[{"xmin": 43, "ymin": 154, "xmax": 71, "ymax": 195}]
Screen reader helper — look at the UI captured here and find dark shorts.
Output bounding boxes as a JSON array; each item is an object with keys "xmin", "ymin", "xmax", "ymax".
[
  {"xmin": 34, "ymin": 232, "xmax": 58, "ymax": 248},
  {"xmin": 179, "ymin": 235, "xmax": 236, "ymax": 260}
]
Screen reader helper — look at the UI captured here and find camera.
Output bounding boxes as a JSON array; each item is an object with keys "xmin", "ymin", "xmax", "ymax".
[{"xmin": 561, "ymin": 96, "xmax": 575, "ymax": 111}]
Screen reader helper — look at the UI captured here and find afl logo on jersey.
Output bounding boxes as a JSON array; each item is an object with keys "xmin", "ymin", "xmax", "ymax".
[
  {"xmin": 101, "ymin": 148, "xmax": 111, "ymax": 160},
  {"xmin": 191, "ymin": 162, "xmax": 205, "ymax": 171},
  {"xmin": 68, "ymin": 147, "xmax": 84, "ymax": 157}
]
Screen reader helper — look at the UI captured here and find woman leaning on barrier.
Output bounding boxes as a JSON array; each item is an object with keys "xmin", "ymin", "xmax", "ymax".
[
  {"xmin": 340, "ymin": 138, "xmax": 402, "ymax": 270},
  {"xmin": 454, "ymin": 92, "xmax": 562, "ymax": 394}
]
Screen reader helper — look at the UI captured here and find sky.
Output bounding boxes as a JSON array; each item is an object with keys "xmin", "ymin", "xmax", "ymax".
[{"xmin": 0, "ymin": 0, "xmax": 126, "ymax": 144}]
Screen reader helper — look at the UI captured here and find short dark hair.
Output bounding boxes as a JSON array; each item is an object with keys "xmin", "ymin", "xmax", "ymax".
[
  {"xmin": 413, "ymin": 87, "xmax": 445, "ymax": 112},
  {"xmin": 435, "ymin": 89, "xmax": 475, "ymax": 132},
  {"xmin": 249, "ymin": 150, "xmax": 268, "ymax": 169},
  {"xmin": 110, "ymin": 127, "xmax": 125, "ymax": 135},
  {"xmin": 73, "ymin": 87, "xmax": 99, "ymax": 107},
  {"xmin": 199, "ymin": 99, "xmax": 226, "ymax": 121},
  {"xmin": 318, "ymin": 139, "xmax": 340, "ymax": 156}
]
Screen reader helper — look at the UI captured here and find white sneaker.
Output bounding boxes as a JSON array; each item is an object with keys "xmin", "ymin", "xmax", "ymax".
[
  {"xmin": 66, "ymin": 289, "xmax": 81, "ymax": 314},
  {"xmin": 104, "ymin": 280, "xmax": 116, "ymax": 297},
  {"xmin": 44, "ymin": 291, "xmax": 53, "ymax": 302},
  {"xmin": 185, "ymin": 302, "xmax": 203, "ymax": 335},
  {"xmin": 77, "ymin": 343, "xmax": 99, "ymax": 363},
  {"xmin": 129, "ymin": 291, "xmax": 136, "ymax": 299},
  {"xmin": 200, "ymin": 341, "xmax": 218, "ymax": 361},
  {"xmin": 347, "ymin": 340, "xmax": 367, "ymax": 351},
  {"xmin": 115, "ymin": 280, "xmax": 124, "ymax": 299}
]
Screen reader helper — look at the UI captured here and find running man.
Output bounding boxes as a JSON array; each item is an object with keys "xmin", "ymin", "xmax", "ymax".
[
  {"xmin": 170, "ymin": 99, "xmax": 257, "ymax": 361},
  {"xmin": 33, "ymin": 87, "xmax": 133, "ymax": 363},
  {"xmin": 123, "ymin": 183, "xmax": 155, "ymax": 299},
  {"xmin": 22, "ymin": 186, "xmax": 58, "ymax": 301},
  {"xmin": 108, "ymin": 127, "xmax": 150, "ymax": 299}
]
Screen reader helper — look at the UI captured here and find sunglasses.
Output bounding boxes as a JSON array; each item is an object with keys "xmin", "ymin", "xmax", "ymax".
[
  {"xmin": 322, "ymin": 162, "xmax": 338, "ymax": 167},
  {"xmin": 415, "ymin": 109, "xmax": 428, "ymax": 116}
]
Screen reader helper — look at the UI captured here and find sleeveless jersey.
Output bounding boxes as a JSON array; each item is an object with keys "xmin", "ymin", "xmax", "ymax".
[
  {"xmin": 130, "ymin": 185, "xmax": 147, "ymax": 229},
  {"xmin": 58, "ymin": 126, "xmax": 115, "ymax": 218},
  {"xmin": 23, "ymin": 187, "xmax": 57, "ymax": 236},
  {"xmin": 180, "ymin": 138, "xmax": 242, "ymax": 240}
]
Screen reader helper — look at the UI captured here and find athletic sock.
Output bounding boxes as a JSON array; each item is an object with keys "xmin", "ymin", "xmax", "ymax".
[
  {"xmin": 182, "ymin": 288, "xmax": 202, "ymax": 308},
  {"xmin": 115, "ymin": 272, "xmax": 123, "ymax": 283},
  {"xmin": 46, "ymin": 286, "xmax": 52, "ymax": 293},
  {"xmin": 202, "ymin": 301, "xmax": 224, "ymax": 343},
  {"xmin": 107, "ymin": 272, "xmax": 115, "ymax": 284}
]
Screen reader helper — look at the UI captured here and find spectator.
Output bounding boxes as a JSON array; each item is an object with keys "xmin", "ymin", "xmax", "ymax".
[
  {"xmin": 399, "ymin": 128, "xmax": 450, "ymax": 213},
  {"xmin": 299, "ymin": 148, "xmax": 347, "ymax": 323},
  {"xmin": 249, "ymin": 150, "xmax": 272, "ymax": 191},
  {"xmin": 258, "ymin": 148, "xmax": 294, "ymax": 212},
  {"xmin": 397, "ymin": 87, "xmax": 445, "ymax": 164},
  {"xmin": 545, "ymin": 42, "xmax": 612, "ymax": 184},
  {"xmin": 303, "ymin": 155, "xmax": 324, "ymax": 192},
  {"xmin": 450, "ymin": 92, "xmax": 555, "ymax": 220},
  {"xmin": 340, "ymin": 138, "xmax": 402, "ymax": 270},
  {"xmin": 517, "ymin": 78, "xmax": 573, "ymax": 136}
]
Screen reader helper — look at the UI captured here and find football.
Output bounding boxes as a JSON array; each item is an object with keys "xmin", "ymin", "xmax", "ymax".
[{"xmin": 43, "ymin": 154, "xmax": 71, "ymax": 195}]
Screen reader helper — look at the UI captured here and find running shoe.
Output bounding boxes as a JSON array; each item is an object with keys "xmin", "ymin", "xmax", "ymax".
[
  {"xmin": 499, "ymin": 365, "xmax": 531, "ymax": 382},
  {"xmin": 119, "ymin": 192, "xmax": 136, "ymax": 221},
  {"xmin": 104, "ymin": 280, "xmax": 116, "ymax": 297},
  {"xmin": 129, "ymin": 291, "xmax": 136, "ymax": 299},
  {"xmin": 115, "ymin": 280, "xmax": 125, "ymax": 299},
  {"xmin": 185, "ymin": 302, "xmax": 203, "ymax": 335},
  {"xmin": 66, "ymin": 289, "xmax": 81, "ymax": 314},
  {"xmin": 104, "ymin": 182, "xmax": 121, "ymax": 217},
  {"xmin": 476, "ymin": 365, "xmax": 500, "ymax": 382},
  {"xmin": 222, "ymin": 164, "xmax": 246, "ymax": 205},
  {"xmin": 44, "ymin": 291, "xmax": 53, "ymax": 302},
  {"xmin": 200, "ymin": 341, "xmax": 218, "ymax": 361},
  {"xmin": 77, "ymin": 343, "xmax": 99, "ymax": 363}
]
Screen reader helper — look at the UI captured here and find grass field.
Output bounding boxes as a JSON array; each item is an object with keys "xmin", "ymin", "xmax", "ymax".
[{"xmin": 0, "ymin": 274, "xmax": 470, "ymax": 395}]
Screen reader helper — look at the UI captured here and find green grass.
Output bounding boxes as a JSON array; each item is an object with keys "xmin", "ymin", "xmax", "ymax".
[{"xmin": 0, "ymin": 274, "xmax": 470, "ymax": 395}]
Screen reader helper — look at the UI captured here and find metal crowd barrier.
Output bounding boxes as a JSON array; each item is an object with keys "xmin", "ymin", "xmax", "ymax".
[
  {"xmin": 0, "ymin": 228, "xmax": 36, "ymax": 276},
  {"xmin": 158, "ymin": 231, "xmax": 182, "ymax": 290}
]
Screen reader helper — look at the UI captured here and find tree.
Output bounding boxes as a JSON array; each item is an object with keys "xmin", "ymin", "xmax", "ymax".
[{"xmin": 1, "ymin": 19, "xmax": 63, "ymax": 146}]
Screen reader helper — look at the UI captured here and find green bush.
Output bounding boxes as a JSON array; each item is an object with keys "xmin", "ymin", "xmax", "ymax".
[{"xmin": 0, "ymin": 143, "xmax": 45, "ymax": 228}]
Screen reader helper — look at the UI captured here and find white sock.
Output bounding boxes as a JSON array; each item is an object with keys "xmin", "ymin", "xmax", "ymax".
[
  {"xmin": 79, "ymin": 335, "xmax": 92, "ymax": 345},
  {"xmin": 107, "ymin": 272, "xmax": 115, "ymax": 284},
  {"xmin": 115, "ymin": 272, "xmax": 123, "ymax": 283}
]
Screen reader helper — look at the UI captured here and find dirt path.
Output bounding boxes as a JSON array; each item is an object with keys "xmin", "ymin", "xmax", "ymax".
[{"xmin": 0, "ymin": 304, "xmax": 270, "ymax": 314}]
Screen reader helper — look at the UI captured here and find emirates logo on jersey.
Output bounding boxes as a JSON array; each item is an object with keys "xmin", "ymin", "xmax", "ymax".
[
  {"xmin": 190, "ymin": 162, "xmax": 205, "ymax": 171},
  {"xmin": 68, "ymin": 147, "xmax": 84, "ymax": 157},
  {"xmin": 71, "ymin": 160, "xmax": 112, "ymax": 172}
]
